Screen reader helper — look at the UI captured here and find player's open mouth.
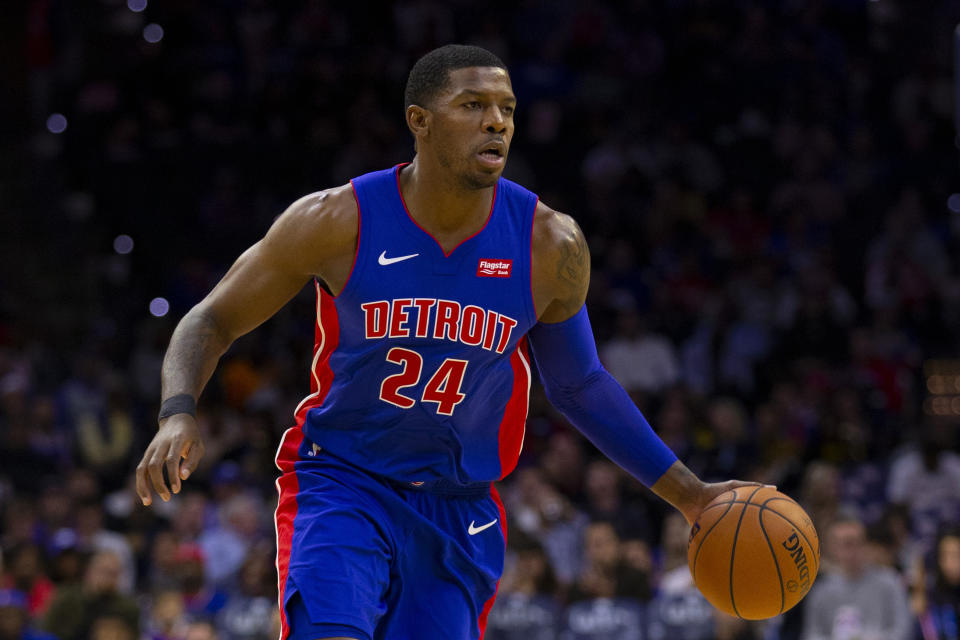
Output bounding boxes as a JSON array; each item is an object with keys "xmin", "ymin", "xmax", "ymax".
[{"xmin": 477, "ymin": 143, "xmax": 505, "ymax": 167}]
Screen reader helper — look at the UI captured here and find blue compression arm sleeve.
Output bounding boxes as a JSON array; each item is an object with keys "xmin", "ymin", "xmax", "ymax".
[{"xmin": 526, "ymin": 305, "xmax": 678, "ymax": 487}]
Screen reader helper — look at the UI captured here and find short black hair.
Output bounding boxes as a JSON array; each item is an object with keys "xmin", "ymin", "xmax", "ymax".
[{"xmin": 404, "ymin": 44, "xmax": 506, "ymax": 110}]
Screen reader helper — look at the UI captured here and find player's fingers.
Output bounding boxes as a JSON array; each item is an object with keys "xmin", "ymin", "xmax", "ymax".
[
  {"xmin": 147, "ymin": 448, "xmax": 172, "ymax": 502},
  {"xmin": 727, "ymin": 480, "xmax": 775, "ymax": 491},
  {"xmin": 135, "ymin": 455, "xmax": 153, "ymax": 506},
  {"xmin": 165, "ymin": 441, "xmax": 183, "ymax": 495},
  {"xmin": 180, "ymin": 439, "xmax": 205, "ymax": 481}
]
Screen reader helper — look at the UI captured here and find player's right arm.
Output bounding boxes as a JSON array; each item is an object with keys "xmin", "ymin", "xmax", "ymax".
[{"xmin": 135, "ymin": 185, "xmax": 358, "ymax": 506}]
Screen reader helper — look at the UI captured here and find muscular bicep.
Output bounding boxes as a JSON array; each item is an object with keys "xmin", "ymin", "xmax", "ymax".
[
  {"xmin": 195, "ymin": 187, "xmax": 357, "ymax": 342},
  {"xmin": 196, "ymin": 240, "xmax": 312, "ymax": 342},
  {"xmin": 531, "ymin": 205, "xmax": 590, "ymax": 323}
]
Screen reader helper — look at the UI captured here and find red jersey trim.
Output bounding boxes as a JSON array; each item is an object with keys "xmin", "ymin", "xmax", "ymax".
[
  {"xmin": 292, "ymin": 284, "xmax": 341, "ymax": 424},
  {"xmin": 496, "ymin": 337, "xmax": 531, "ymax": 480},
  {"xmin": 528, "ymin": 197, "xmax": 540, "ymax": 320}
]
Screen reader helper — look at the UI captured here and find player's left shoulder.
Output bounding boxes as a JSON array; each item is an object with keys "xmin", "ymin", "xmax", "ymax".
[
  {"xmin": 531, "ymin": 200, "xmax": 590, "ymax": 321},
  {"xmin": 531, "ymin": 201, "xmax": 587, "ymax": 266}
]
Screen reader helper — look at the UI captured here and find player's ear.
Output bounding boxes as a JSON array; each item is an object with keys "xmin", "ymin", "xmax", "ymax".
[{"xmin": 406, "ymin": 104, "xmax": 431, "ymax": 140}]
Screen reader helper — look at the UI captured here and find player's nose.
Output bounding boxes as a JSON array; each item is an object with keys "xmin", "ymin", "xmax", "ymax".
[{"xmin": 483, "ymin": 107, "xmax": 507, "ymax": 133}]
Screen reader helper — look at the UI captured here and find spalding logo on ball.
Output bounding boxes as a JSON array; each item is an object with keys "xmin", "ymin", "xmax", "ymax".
[{"xmin": 687, "ymin": 486, "xmax": 820, "ymax": 620}]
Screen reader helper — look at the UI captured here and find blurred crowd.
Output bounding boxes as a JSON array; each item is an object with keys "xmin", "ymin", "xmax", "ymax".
[{"xmin": 2, "ymin": 0, "xmax": 960, "ymax": 639}]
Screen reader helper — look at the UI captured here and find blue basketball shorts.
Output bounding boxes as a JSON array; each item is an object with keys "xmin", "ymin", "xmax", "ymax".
[{"xmin": 274, "ymin": 428, "xmax": 507, "ymax": 640}]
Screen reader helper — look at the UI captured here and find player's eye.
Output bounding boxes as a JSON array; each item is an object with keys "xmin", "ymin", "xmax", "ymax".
[
  {"xmin": 464, "ymin": 101, "xmax": 481, "ymax": 110},
  {"xmin": 501, "ymin": 105, "xmax": 514, "ymax": 116}
]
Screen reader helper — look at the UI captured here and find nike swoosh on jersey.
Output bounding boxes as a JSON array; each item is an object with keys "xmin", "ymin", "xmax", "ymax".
[
  {"xmin": 378, "ymin": 251, "xmax": 419, "ymax": 265},
  {"xmin": 467, "ymin": 519, "xmax": 498, "ymax": 535}
]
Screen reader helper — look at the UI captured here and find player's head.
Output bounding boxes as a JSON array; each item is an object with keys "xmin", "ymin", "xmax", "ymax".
[{"xmin": 404, "ymin": 44, "xmax": 515, "ymax": 189}]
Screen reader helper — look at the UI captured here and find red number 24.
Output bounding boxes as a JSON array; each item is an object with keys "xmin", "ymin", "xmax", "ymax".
[{"xmin": 379, "ymin": 347, "xmax": 468, "ymax": 416}]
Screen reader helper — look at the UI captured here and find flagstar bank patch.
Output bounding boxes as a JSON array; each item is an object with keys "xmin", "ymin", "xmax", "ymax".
[{"xmin": 477, "ymin": 259, "xmax": 512, "ymax": 278}]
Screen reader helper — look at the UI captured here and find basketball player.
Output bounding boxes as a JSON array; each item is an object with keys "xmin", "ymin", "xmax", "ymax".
[{"xmin": 135, "ymin": 45, "xmax": 759, "ymax": 640}]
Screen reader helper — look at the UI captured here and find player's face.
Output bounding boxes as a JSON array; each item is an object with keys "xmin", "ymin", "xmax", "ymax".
[{"xmin": 430, "ymin": 67, "xmax": 516, "ymax": 189}]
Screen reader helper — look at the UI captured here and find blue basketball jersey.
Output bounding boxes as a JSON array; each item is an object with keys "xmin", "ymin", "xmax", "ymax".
[{"xmin": 294, "ymin": 164, "xmax": 540, "ymax": 487}]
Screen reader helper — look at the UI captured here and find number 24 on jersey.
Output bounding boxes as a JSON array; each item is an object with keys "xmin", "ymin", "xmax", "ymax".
[{"xmin": 379, "ymin": 347, "xmax": 468, "ymax": 416}]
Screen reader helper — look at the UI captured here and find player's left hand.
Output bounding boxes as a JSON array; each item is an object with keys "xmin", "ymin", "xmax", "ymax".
[{"xmin": 681, "ymin": 480, "xmax": 774, "ymax": 526}]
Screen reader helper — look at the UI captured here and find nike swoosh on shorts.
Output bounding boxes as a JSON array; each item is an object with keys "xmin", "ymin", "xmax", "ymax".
[{"xmin": 468, "ymin": 519, "xmax": 498, "ymax": 535}]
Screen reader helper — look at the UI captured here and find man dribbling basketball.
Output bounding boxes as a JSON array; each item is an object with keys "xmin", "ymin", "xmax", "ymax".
[{"xmin": 135, "ymin": 44, "xmax": 758, "ymax": 640}]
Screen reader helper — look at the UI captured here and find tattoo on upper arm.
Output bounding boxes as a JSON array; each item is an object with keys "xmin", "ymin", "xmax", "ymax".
[{"xmin": 557, "ymin": 224, "xmax": 589, "ymax": 288}]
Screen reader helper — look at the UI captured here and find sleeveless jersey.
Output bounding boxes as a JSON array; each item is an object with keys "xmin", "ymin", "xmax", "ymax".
[{"xmin": 293, "ymin": 164, "xmax": 540, "ymax": 487}]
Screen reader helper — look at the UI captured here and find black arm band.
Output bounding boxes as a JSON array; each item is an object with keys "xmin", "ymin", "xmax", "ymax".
[{"xmin": 158, "ymin": 394, "xmax": 197, "ymax": 421}]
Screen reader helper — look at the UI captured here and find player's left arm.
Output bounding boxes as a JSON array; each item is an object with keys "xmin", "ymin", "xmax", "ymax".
[{"xmin": 529, "ymin": 203, "xmax": 760, "ymax": 525}]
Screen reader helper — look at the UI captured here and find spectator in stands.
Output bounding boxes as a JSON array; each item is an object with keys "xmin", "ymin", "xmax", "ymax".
[
  {"xmin": 539, "ymin": 431, "xmax": 586, "ymax": 500},
  {"xmin": 215, "ymin": 543, "xmax": 277, "ymax": 640},
  {"xmin": 198, "ymin": 492, "xmax": 265, "ymax": 587},
  {"xmin": 184, "ymin": 620, "xmax": 219, "ymax": 640},
  {"xmin": 583, "ymin": 460, "xmax": 652, "ymax": 542},
  {"xmin": 143, "ymin": 588, "xmax": 186, "ymax": 640},
  {"xmin": 172, "ymin": 493, "xmax": 209, "ymax": 543},
  {"xmin": 0, "ymin": 500, "xmax": 37, "ymax": 551},
  {"xmin": 47, "ymin": 538, "xmax": 83, "ymax": 587},
  {"xmin": 485, "ymin": 532, "xmax": 559, "ymax": 640},
  {"xmin": 145, "ymin": 529, "xmax": 182, "ymax": 593},
  {"xmin": 647, "ymin": 513, "xmax": 715, "ymax": 640},
  {"xmin": 36, "ymin": 482, "xmax": 72, "ymax": 551},
  {"xmin": 41, "ymin": 550, "xmax": 140, "ymax": 640},
  {"xmin": 888, "ymin": 418, "xmax": 960, "ymax": 547},
  {"xmin": 0, "ymin": 544, "xmax": 54, "ymax": 618},
  {"xmin": 801, "ymin": 514, "xmax": 913, "ymax": 640},
  {"xmin": 173, "ymin": 544, "xmax": 227, "ymax": 620},
  {"xmin": 570, "ymin": 520, "xmax": 650, "ymax": 603},
  {"xmin": 699, "ymin": 397, "xmax": 756, "ymax": 483},
  {"xmin": 916, "ymin": 525, "xmax": 960, "ymax": 640},
  {"xmin": 89, "ymin": 613, "xmax": 137, "ymax": 640},
  {"xmin": 558, "ymin": 520, "xmax": 651, "ymax": 639},
  {"xmin": 600, "ymin": 304, "xmax": 680, "ymax": 398},
  {"xmin": 74, "ymin": 499, "xmax": 136, "ymax": 594},
  {"xmin": 506, "ymin": 467, "xmax": 589, "ymax": 586},
  {"xmin": 0, "ymin": 589, "xmax": 56, "ymax": 640},
  {"xmin": 800, "ymin": 462, "xmax": 845, "ymax": 537}
]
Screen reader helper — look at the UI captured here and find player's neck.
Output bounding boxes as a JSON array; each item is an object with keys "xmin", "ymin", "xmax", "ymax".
[{"xmin": 399, "ymin": 158, "xmax": 494, "ymax": 242}]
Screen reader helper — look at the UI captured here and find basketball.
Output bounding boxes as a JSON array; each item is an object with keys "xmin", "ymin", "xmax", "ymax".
[{"xmin": 687, "ymin": 486, "xmax": 820, "ymax": 620}]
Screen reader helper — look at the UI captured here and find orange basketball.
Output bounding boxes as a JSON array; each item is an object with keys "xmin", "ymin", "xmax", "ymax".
[{"xmin": 687, "ymin": 486, "xmax": 820, "ymax": 620}]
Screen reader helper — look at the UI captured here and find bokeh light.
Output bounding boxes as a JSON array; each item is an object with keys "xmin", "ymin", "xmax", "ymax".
[
  {"xmin": 143, "ymin": 23, "xmax": 164, "ymax": 43},
  {"xmin": 113, "ymin": 234, "xmax": 134, "ymax": 255},
  {"xmin": 948, "ymin": 193, "xmax": 960, "ymax": 213},
  {"xmin": 149, "ymin": 297, "xmax": 170, "ymax": 317},
  {"xmin": 46, "ymin": 113, "xmax": 67, "ymax": 134},
  {"xmin": 127, "ymin": 0, "xmax": 147, "ymax": 12}
]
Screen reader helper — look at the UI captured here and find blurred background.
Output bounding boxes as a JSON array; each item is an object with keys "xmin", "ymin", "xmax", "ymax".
[{"xmin": 1, "ymin": 0, "xmax": 960, "ymax": 639}]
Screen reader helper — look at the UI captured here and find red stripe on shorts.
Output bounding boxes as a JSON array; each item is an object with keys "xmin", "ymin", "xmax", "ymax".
[
  {"xmin": 274, "ymin": 427, "xmax": 305, "ymax": 640},
  {"xmin": 478, "ymin": 485, "xmax": 508, "ymax": 638}
]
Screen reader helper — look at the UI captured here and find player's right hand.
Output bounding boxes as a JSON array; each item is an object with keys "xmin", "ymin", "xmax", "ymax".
[{"xmin": 135, "ymin": 414, "xmax": 205, "ymax": 505}]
